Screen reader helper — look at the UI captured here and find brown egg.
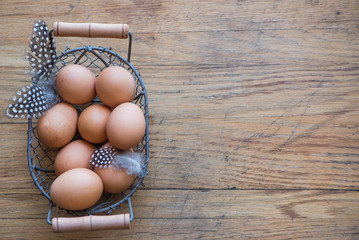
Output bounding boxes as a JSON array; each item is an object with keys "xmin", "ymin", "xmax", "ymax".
[
  {"xmin": 37, "ymin": 102, "xmax": 78, "ymax": 148},
  {"xmin": 96, "ymin": 66, "xmax": 136, "ymax": 108},
  {"xmin": 54, "ymin": 140, "xmax": 96, "ymax": 176},
  {"xmin": 56, "ymin": 64, "xmax": 96, "ymax": 104},
  {"xmin": 50, "ymin": 168, "xmax": 103, "ymax": 210},
  {"xmin": 106, "ymin": 102, "xmax": 146, "ymax": 150},
  {"xmin": 78, "ymin": 104, "xmax": 111, "ymax": 143},
  {"xmin": 94, "ymin": 167, "xmax": 135, "ymax": 193}
]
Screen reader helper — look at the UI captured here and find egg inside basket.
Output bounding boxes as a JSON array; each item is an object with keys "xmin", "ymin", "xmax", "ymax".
[{"xmin": 26, "ymin": 21, "xmax": 149, "ymax": 232}]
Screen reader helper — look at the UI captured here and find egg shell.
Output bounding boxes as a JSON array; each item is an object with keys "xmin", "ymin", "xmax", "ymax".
[
  {"xmin": 94, "ymin": 167, "xmax": 135, "ymax": 193},
  {"xmin": 54, "ymin": 140, "xmax": 96, "ymax": 176},
  {"xmin": 37, "ymin": 102, "xmax": 78, "ymax": 148},
  {"xmin": 78, "ymin": 104, "xmax": 111, "ymax": 143},
  {"xmin": 50, "ymin": 168, "xmax": 103, "ymax": 210},
  {"xmin": 106, "ymin": 102, "xmax": 146, "ymax": 150},
  {"xmin": 95, "ymin": 66, "xmax": 136, "ymax": 108},
  {"xmin": 56, "ymin": 64, "xmax": 96, "ymax": 104}
]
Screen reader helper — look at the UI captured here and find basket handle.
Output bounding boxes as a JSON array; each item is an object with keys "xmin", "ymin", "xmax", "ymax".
[
  {"xmin": 52, "ymin": 214, "xmax": 130, "ymax": 233},
  {"xmin": 53, "ymin": 22, "xmax": 129, "ymax": 39}
]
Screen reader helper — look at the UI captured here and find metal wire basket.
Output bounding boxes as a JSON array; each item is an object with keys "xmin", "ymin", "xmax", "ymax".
[{"xmin": 27, "ymin": 23, "xmax": 149, "ymax": 231}]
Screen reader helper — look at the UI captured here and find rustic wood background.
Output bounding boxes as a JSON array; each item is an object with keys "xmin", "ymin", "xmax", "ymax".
[{"xmin": 1, "ymin": 0, "xmax": 359, "ymax": 239}]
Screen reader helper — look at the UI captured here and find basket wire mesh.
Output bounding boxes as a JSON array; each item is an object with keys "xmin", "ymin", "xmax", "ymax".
[{"xmin": 27, "ymin": 35, "xmax": 149, "ymax": 225}]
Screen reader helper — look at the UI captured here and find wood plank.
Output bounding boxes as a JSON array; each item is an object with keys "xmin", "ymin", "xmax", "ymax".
[
  {"xmin": 2, "ymin": 218, "xmax": 358, "ymax": 240},
  {"xmin": 1, "ymin": 190, "xmax": 358, "ymax": 239},
  {"xmin": 0, "ymin": 0, "xmax": 358, "ymax": 34},
  {"xmin": 1, "ymin": 27, "xmax": 358, "ymax": 68},
  {"xmin": 1, "ymin": 190, "xmax": 358, "ymax": 220}
]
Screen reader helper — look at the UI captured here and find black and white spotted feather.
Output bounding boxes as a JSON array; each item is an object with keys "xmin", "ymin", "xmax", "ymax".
[
  {"xmin": 6, "ymin": 85, "xmax": 48, "ymax": 118},
  {"xmin": 90, "ymin": 146, "xmax": 118, "ymax": 168},
  {"xmin": 91, "ymin": 146, "xmax": 144, "ymax": 176},
  {"xmin": 6, "ymin": 20, "xmax": 60, "ymax": 119},
  {"xmin": 25, "ymin": 19, "xmax": 56, "ymax": 83}
]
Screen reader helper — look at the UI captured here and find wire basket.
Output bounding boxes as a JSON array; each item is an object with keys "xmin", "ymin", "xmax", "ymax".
[{"xmin": 27, "ymin": 23, "xmax": 149, "ymax": 230}]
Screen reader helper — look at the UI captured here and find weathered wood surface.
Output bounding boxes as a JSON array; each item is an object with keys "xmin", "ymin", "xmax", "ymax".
[
  {"xmin": 1, "ymin": 0, "xmax": 358, "ymax": 239},
  {"xmin": 1, "ymin": 122, "xmax": 358, "ymax": 192},
  {"xmin": 1, "ymin": 190, "xmax": 359, "ymax": 239}
]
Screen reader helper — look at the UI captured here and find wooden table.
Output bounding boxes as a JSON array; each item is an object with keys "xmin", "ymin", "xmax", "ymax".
[{"xmin": 1, "ymin": 0, "xmax": 358, "ymax": 239}]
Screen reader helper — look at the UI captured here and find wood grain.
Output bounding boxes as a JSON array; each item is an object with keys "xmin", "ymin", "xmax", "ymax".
[
  {"xmin": 0, "ymin": 0, "xmax": 358, "ymax": 32},
  {"xmin": 2, "ymin": 190, "xmax": 359, "ymax": 220},
  {"xmin": 1, "ymin": 121, "xmax": 358, "ymax": 191},
  {"xmin": 1, "ymin": 0, "xmax": 358, "ymax": 239},
  {"xmin": 1, "ymin": 190, "xmax": 358, "ymax": 239},
  {"xmin": 2, "ymin": 218, "xmax": 358, "ymax": 240}
]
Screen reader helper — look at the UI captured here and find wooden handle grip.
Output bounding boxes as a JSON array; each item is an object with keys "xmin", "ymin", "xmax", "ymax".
[
  {"xmin": 53, "ymin": 22, "xmax": 129, "ymax": 39},
  {"xmin": 52, "ymin": 214, "xmax": 130, "ymax": 233}
]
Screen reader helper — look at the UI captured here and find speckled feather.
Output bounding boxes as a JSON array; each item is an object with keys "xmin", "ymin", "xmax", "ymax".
[
  {"xmin": 6, "ymin": 85, "xmax": 48, "ymax": 118},
  {"xmin": 6, "ymin": 20, "xmax": 60, "ymax": 119},
  {"xmin": 90, "ymin": 147, "xmax": 118, "ymax": 168},
  {"xmin": 91, "ymin": 147, "xmax": 144, "ymax": 176},
  {"xmin": 26, "ymin": 19, "xmax": 56, "ymax": 82}
]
